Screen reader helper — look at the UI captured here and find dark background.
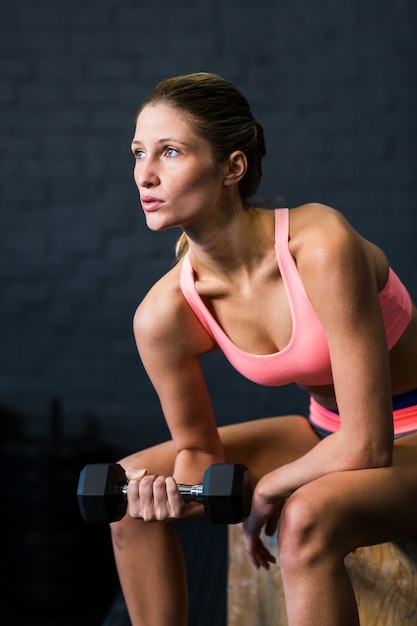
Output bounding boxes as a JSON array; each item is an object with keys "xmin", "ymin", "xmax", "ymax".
[{"xmin": 1, "ymin": 0, "xmax": 416, "ymax": 624}]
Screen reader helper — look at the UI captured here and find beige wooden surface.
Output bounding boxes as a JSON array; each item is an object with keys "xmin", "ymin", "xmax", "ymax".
[{"xmin": 227, "ymin": 524, "xmax": 417, "ymax": 625}]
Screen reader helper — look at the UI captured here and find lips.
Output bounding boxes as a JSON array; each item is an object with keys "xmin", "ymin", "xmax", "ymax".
[{"xmin": 140, "ymin": 195, "xmax": 163, "ymax": 212}]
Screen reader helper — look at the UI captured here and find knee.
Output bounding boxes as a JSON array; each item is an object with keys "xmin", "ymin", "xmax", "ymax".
[
  {"xmin": 110, "ymin": 510, "xmax": 132, "ymax": 550},
  {"xmin": 109, "ymin": 487, "xmax": 143, "ymax": 552},
  {"xmin": 278, "ymin": 487, "xmax": 344, "ymax": 575}
]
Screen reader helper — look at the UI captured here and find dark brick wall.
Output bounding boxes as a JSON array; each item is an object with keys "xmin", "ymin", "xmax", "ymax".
[{"xmin": 1, "ymin": 0, "xmax": 416, "ymax": 450}]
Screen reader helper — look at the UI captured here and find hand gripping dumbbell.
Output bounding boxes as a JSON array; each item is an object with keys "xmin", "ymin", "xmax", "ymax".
[{"xmin": 77, "ymin": 462, "xmax": 252, "ymax": 525}]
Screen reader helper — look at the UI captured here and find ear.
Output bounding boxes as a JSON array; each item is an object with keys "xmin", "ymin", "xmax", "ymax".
[{"xmin": 222, "ymin": 151, "xmax": 248, "ymax": 187}]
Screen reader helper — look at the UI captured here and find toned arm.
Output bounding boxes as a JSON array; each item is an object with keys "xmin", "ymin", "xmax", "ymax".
[
  {"xmin": 133, "ymin": 266, "xmax": 224, "ymax": 485},
  {"xmin": 258, "ymin": 205, "xmax": 394, "ymax": 500}
]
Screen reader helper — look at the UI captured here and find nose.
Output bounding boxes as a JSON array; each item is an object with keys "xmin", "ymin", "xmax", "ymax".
[{"xmin": 134, "ymin": 157, "xmax": 159, "ymax": 188}]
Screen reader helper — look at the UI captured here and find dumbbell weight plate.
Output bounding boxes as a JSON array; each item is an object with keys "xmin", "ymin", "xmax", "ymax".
[
  {"xmin": 202, "ymin": 463, "xmax": 252, "ymax": 524},
  {"xmin": 77, "ymin": 462, "xmax": 127, "ymax": 523}
]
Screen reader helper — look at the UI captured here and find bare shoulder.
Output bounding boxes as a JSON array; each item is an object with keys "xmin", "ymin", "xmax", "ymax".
[
  {"xmin": 289, "ymin": 202, "xmax": 386, "ymax": 276},
  {"xmin": 133, "ymin": 261, "xmax": 215, "ymax": 358},
  {"xmin": 289, "ymin": 202, "xmax": 353, "ymax": 250},
  {"xmin": 288, "ymin": 202, "xmax": 391, "ymax": 301}
]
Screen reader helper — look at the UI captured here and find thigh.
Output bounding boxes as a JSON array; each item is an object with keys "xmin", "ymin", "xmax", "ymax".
[
  {"xmin": 118, "ymin": 439, "xmax": 177, "ymax": 476},
  {"xmin": 220, "ymin": 415, "xmax": 320, "ymax": 485},
  {"xmin": 119, "ymin": 414, "xmax": 320, "ymax": 486},
  {"xmin": 293, "ymin": 431, "xmax": 417, "ymax": 550}
]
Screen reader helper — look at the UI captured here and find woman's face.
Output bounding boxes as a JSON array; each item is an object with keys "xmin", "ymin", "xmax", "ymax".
[{"xmin": 132, "ymin": 104, "xmax": 226, "ymax": 232}]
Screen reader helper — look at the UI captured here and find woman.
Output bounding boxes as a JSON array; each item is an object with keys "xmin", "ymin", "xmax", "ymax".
[{"xmin": 110, "ymin": 72, "xmax": 417, "ymax": 626}]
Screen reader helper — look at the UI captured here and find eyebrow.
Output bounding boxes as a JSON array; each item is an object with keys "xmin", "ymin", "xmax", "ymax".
[{"xmin": 131, "ymin": 137, "xmax": 190, "ymax": 147}]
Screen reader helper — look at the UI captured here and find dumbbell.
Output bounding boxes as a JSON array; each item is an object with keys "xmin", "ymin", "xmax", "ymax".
[{"xmin": 77, "ymin": 462, "xmax": 252, "ymax": 525}]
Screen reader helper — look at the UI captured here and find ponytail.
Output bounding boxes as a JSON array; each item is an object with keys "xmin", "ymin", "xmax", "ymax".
[{"xmin": 174, "ymin": 232, "xmax": 189, "ymax": 262}]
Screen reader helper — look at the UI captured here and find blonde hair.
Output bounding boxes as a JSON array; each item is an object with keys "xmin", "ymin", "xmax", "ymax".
[
  {"xmin": 174, "ymin": 232, "xmax": 189, "ymax": 260},
  {"xmin": 138, "ymin": 73, "xmax": 267, "ymax": 261}
]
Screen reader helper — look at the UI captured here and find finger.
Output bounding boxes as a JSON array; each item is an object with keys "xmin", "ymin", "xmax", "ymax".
[
  {"xmin": 244, "ymin": 534, "xmax": 276, "ymax": 570},
  {"xmin": 126, "ymin": 477, "xmax": 142, "ymax": 518},
  {"xmin": 165, "ymin": 476, "xmax": 184, "ymax": 518},
  {"xmin": 254, "ymin": 543, "xmax": 276, "ymax": 570},
  {"xmin": 138, "ymin": 474, "xmax": 159, "ymax": 521},
  {"xmin": 125, "ymin": 468, "xmax": 148, "ymax": 517},
  {"xmin": 126, "ymin": 473, "xmax": 156, "ymax": 520},
  {"xmin": 152, "ymin": 476, "xmax": 170, "ymax": 520},
  {"xmin": 126, "ymin": 472, "xmax": 154, "ymax": 518},
  {"xmin": 257, "ymin": 542, "xmax": 276, "ymax": 569}
]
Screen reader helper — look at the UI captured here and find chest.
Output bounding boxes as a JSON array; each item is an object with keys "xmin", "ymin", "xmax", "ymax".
[{"xmin": 198, "ymin": 276, "xmax": 293, "ymax": 355}]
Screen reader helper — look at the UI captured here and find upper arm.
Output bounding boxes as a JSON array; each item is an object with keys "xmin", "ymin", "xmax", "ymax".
[
  {"xmin": 133, "ymin": 271, "xmax": 223, "ymax": 464},
  {"xmin": 295, "ymin": 205, "xmax": 393, "ymax": 464}
]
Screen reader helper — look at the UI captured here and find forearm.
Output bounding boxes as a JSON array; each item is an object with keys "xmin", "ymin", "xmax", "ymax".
[{"xmin": 256, "ymin": 430, "xmax": 389, "ymax": 502}]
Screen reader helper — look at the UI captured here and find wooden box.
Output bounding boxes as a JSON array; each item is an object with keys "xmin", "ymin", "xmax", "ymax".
[{"xmin": 227, "ymin": 524, "xmax": 417, "ymax": 625}]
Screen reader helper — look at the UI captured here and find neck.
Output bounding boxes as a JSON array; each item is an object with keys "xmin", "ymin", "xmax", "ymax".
[{"xmin": 185, "ymin": 206, "xmax": 275, "ymax": 278}]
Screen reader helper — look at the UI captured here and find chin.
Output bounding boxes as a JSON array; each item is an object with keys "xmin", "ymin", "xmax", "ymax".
[{"xmin": 143, "ymin": 212, "xmax": 177, "ymax": 233}]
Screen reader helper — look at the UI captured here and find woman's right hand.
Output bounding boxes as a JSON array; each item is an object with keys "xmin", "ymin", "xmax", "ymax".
[{"xmin": 125, "ymin": 467, "xmax": 189, "ymax": 522}]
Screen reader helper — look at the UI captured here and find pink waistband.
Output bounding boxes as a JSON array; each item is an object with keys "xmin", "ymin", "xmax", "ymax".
[{"xmin": 309, "ymin": 396, "xmax": 417, "ymax": 436}]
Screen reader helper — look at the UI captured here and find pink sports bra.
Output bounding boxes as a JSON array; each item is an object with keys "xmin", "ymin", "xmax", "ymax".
[{"xmin": 179, "ymin": 208, "xmax": 412, "ymax": 387}]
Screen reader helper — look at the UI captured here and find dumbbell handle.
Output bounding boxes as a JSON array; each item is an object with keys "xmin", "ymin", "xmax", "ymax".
[
  {"xmin": 120, "ymin": 481, "xmax": 205, "ymax": 503},
  {"xmin": 178, "ymin": 484, "xmax": 204, "ymax": 503}
]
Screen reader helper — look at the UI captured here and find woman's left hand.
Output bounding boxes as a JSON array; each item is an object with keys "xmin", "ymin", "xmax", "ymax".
[{"xmin": 242, "ymin": 487, "xmax": 285, "ymax": 570}]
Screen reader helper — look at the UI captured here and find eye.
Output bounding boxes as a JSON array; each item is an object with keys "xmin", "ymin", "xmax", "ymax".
[
  {"xmin": 134, "ymin": 149, "xmax": 146, "ymax": 160},
  {"xmin": 165, "ymin": 147, "xmax": 180, "ymax": 157}
]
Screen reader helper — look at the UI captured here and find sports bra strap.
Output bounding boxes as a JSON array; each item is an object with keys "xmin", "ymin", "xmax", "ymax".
[{"xmin": 275, "ymin": 208, "xmax": 289, "ymax": 243}]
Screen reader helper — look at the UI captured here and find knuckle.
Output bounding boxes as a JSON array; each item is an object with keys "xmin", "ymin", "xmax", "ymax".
[
  {"xmin": 142, "ymin": 473, "xmax": 156, "ymax": 485},
  {"xmin": 165, "ymin": 478, "xmax": 179, "ymax": 496},
  {"xmin": 139, "ymin": 475, "xmax": 155, "ymax": 495},
  {"xmin": 153, "ymin": 477, "xmax": 166, "ymax": 492}
]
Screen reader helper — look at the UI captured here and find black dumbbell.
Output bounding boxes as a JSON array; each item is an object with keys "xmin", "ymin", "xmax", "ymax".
[{"xmin": 77, "ymin": 462, "xmax": 252, "ymax": 525}]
